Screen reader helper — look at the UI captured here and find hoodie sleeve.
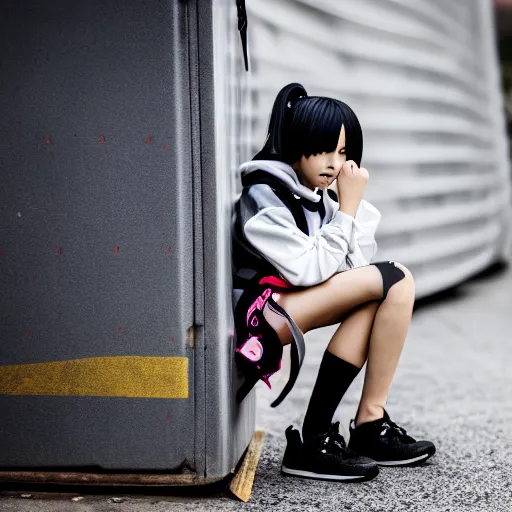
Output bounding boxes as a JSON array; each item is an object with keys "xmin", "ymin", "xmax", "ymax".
[
  {"xmin": 243, "ymin": 205, "xmax": 359, "ymax": 287},
  {"xmin": 347, "ymin": 199, "xmax": 382, "ymax": 269},
  {"xmin": 325, "ymin": 190, "xmax": 382, "ymax": 270}
]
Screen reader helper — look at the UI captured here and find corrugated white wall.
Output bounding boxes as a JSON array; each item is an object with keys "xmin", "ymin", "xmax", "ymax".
[{"xmin": 225, "ymin": 0, "xmax": 511, "ymax": 298}]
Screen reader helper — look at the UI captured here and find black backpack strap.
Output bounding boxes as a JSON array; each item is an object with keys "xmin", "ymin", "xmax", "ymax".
[
  {"xmin": 327, "ymin": 188, "xmax": 338, "ymax": 202},
  {"xmin": 242, "ymin": 170, "xmax": 309, "ymax": 235},
  {"xmin": 265, "ymin": 295, "xmax": 306, "ymax": 408}
]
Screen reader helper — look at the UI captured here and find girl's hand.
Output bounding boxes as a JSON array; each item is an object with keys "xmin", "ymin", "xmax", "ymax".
[{"xmin": 336, "ymin": 160, "xmax": 368, "ymax": 217}]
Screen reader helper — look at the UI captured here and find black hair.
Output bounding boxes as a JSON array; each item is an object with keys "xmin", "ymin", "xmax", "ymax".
[{"xmin": 253, "ymin": 82, "xmax": 363, "ymax": 167}]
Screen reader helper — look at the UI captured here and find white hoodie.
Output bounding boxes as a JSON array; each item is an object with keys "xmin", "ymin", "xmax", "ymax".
[{"xmin": 234, "ymin": 160, "xmax": 382, "ymax": 288}]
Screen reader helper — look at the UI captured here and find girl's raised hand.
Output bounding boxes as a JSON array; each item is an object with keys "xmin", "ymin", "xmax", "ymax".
[{"xmin": 336, "ymin": 160, "xmax": 369, "ymax": 217}]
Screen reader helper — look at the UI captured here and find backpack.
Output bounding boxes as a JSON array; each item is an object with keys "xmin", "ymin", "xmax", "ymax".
[
  {"xmin": 241, "ymin": 170, "xmax": 311, "ymax": 235},
  {"xmin": 233, "ymin": 170, "xmax": 339, "ymax": 290}
]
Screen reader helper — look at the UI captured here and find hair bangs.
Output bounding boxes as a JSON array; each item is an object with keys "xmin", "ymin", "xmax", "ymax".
[{"xmin": 294, "ymin": 98, "xmax": 344, "ymax": 159}]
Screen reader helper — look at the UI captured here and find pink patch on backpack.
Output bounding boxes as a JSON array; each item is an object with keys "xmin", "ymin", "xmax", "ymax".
[
  {"xmin": 246, "ymin": 288, "xmax": 272, "ymax": 325},
  {"xmin": 260, "ymin": 357, "xmax": 283, "ymax": 389},
  {"xmin": 236, "ymin": 336, "xmax": 264, "ymax": 362},
  {"xmin": 261, "ymin": 376, "xmax": 272, "ymax": 389}
]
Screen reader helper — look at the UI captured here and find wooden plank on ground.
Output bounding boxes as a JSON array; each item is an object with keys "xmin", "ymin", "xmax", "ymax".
[{"xmin": 229, "ymin": 430, "xmax": 265, "ymax": 502}]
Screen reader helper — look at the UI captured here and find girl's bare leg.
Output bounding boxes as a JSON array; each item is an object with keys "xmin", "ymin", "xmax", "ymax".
[
  {"xmin": 262, "ymin": 264, "xmax": 384, "ymax": 344},
  {"xmin": 300, "ymin": 300, "xmax": 381, "ymax": 442},
  {"xmin": 355, "ymin": 262, "xmax": 415, "ymax": 426},
  {"xmin": 262, "ymin": 262, "xmax": 415, "ymax": 426},
  {"xmin": 327, "ymin": 300, "xmax": 380, "ymax": 368}
]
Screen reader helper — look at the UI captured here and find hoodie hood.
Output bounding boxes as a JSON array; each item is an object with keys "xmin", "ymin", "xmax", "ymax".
[{"xmin": 238, "ymin": 160, "xmax": 322, "ymax": 203}]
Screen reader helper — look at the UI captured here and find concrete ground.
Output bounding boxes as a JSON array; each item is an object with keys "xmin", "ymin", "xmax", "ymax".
[{"xmin": 1, "ymin": 261, "xmax": 512, "ymax": 511}]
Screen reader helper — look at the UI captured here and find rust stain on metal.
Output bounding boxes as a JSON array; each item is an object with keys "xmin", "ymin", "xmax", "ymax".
[
  {"xmin": 0, "ymin": 471, "xmax": 222, "ymax": 487},
  {"xmin": 186, "ymin": 326, "xmax": 195, "ymax": 349}
]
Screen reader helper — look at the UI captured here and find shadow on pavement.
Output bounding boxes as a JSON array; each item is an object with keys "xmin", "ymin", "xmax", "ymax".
[
  {"xmin": 413, "ymin": 260, "xmax": 509, "ymax": 313},
  {"xmin": 0, "ymin": 478, "xmax": 232, "ymax": 501}
]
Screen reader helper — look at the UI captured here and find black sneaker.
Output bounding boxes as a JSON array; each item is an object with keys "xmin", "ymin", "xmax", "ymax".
[
  {"xmin": 281, "ymin": 422, "xmax": 379, "ymax": 482},
  {"xmin": 348, "ymin": 409, "xmax": 436, "ymax": 466}
]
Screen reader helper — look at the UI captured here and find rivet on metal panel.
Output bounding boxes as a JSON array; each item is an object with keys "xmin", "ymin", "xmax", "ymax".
[
  {"xmin": 186, "ymin": 327, "xmax": 195, "ymax": 349},
  {"xmin": 113, "ymin": 246, "xmax": 119, "ymax": 253},
  {"xmin": 99, "ymin": 135, "xmax": 106, "ymax": 144}
]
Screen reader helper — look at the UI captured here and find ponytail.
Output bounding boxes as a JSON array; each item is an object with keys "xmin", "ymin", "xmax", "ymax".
[
  {"xmin": 253, "ymin": 83, "xmax": 307, "ymax": 161},
  {"xmin": 253, "ymin": 83, "xmax": 363, "ymax": 167}
]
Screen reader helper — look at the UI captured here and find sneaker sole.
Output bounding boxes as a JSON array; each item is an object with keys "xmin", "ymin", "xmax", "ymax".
[
  {"xmin": 281, "ymin": 465, "xmax": 378, "ymax": 482},
  {"xmin": 376, "ymin": 449, "xmax": 436, "ymax": 467}
]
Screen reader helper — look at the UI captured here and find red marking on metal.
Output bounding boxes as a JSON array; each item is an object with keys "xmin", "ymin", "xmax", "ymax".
[
  {"xmin": 45, "ymin": 136, "xmax": 51, "ymax": 144},
  {"xmin": 56, "ymin": 247, "xmax": 63, "ymax": 256},
  {"xmin": 99, "ymin": 135, "xmax": 106, "ymax": 144},
  {"xmin": 113, "ymin": 246, "xmax": 119, "ymax": 253},
  {"xmin": 170, "ymin": 336, "xmax": 175, "ymax": 342},
  {"xmin": 0, "ymin": 248, "xmax": 3, "ymax": 255},
  {"xmin": 163, "ymin": 144, "xmax": 169, "ymax": 149},
  {"xmin": 146, "ymin": 137, "xmax": 152, "ymax": 144},
  {"xmin": 167, "ymin": 246, "xmax": 171, "ymax": 254},
  {"xmin": 164, "ymin": 414, "xmax": 170, "ymax": 421},
  {"xmin": 28, "ymin": 331, "xmax": 34, "ymax": 339},
  {"xmin": 118, "ymin": 327, "xmax": 122, "ymax": 334}
]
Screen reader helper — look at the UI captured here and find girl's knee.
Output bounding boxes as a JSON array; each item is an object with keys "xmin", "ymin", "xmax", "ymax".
[
  {"xmin": 387, "ymin": 261, "xmax": 415, "ymax": 302},
  {"xmin": 392, "ymin": 261, "xmax": 413, "ymax": 281},
  {"xmin": 371, "ymin": 261, "xmax": 415, "ymax": 302}
]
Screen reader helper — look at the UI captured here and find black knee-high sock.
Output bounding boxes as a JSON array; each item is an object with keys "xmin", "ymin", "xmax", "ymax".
[{"xmin": 302, "ymin": 350, "xmax": 361, "ymax": 443}]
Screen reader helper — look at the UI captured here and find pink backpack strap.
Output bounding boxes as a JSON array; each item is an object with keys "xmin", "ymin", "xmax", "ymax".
[{"xmin": 258, "ymin": 275, "xmax": 294, "ymax": 289}]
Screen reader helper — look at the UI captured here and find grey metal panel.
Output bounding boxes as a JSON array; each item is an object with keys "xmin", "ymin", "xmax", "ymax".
[
  {"xmin": 188, "ymin": 0, "xmax": 207, "ymax": 480},
  {"xmin": 0, "ymin": 0, "xmax": 194, "ymax": 470},
  {"xmin": 0, "ymin": 397, "xmax": 192, "ymax": 470},
  {"xmin": 198, "ymin": 0, "xmax": 256, "ymax": 478}
]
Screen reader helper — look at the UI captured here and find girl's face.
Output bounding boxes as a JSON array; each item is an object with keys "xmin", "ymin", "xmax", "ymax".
[{"xmin": 292, "ymin": 124, "xmax": 347, "ymax": 190}]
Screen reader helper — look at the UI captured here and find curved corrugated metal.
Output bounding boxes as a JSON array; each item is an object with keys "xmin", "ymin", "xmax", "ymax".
[
  {"xmin": 218, "ymin": 0, "xmax": 511, "ymax": 297},
  {"xmin": 221, "ymin": 0, "xmax": 511, "ymax": 298}
]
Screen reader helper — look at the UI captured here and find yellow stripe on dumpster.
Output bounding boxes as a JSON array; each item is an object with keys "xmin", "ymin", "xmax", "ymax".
[{"xmin": 0, "ymin": 356, "xmax": 188, "ymax": 398}]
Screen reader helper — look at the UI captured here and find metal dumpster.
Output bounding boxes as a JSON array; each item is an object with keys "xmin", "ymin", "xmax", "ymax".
[{"xmin": 0, "ymin": 0, "xmax": 254, "ymax": 484}]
